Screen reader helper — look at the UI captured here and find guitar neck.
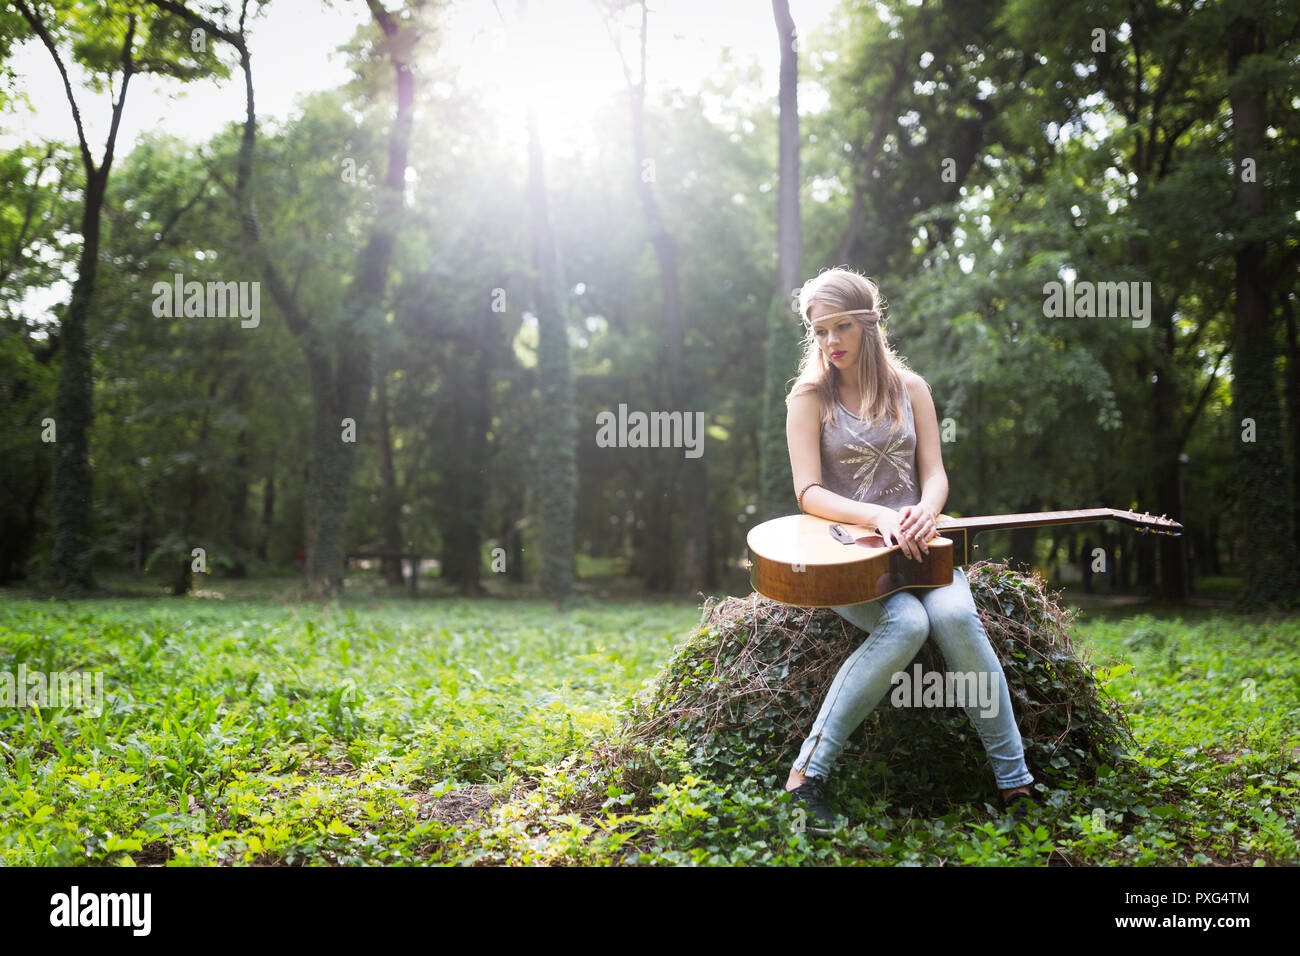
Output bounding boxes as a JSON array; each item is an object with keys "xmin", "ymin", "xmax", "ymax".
[
  {"xmin": 937, "ymin": 509, "xmax": 1118, "ymax": 534},
  {"xmin": 933, "ymin": 508, "xmax": 1180, "ymax": 567},
  {"xmin": 936, "ymin": 507, "xmax": 1181, "ymax": 540}
]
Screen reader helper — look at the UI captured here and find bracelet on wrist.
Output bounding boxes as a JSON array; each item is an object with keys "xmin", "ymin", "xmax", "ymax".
[{"xmin": 796, "ymin": 481, "xmax": 825, "ymax": 512}]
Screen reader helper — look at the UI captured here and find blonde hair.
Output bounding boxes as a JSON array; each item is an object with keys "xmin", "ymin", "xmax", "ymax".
[{"xmin": 786, "ymin": 266, "xmax": 915, "ymax": 433}]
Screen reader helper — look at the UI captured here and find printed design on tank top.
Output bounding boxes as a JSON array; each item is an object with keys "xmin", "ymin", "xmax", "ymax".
[
  {"xmin": 833, "ymin": 383, "xmax": 917, "ymax": 503},
  {"xmin": 838, "ymin": 426, "xmax": 917, "ymax": 502}
]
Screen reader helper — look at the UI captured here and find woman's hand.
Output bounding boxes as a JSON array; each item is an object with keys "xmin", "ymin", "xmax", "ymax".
[
  {"xmin": 897, "ymin": 503, "xmax": 939, "ymax": 555},
  {"xmin": 873, "ymin": 508, "xmax": 926, "ymax": 562}
]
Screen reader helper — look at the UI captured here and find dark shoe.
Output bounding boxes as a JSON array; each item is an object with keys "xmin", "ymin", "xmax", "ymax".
[
  {"xmin": 1001, "ymin": 788, "xmax": 1037, "ymax": 823},
  {"xmin": 778, "ymin": 776, "xmax": 839, "ymax": 834}
]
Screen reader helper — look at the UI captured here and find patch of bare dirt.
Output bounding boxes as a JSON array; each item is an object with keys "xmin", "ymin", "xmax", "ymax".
[{"xmin": 417, "ymin": 784, "xmax": 497, "ymax": 826}]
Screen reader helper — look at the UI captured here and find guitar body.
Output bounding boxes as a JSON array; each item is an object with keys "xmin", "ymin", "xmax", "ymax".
[
  {"xmin": 746, "ymin": 514, "xmax": 954, "ymax": 607},
  {"xmin": 747, "ymin": 508, "xmax": 1182, "ymax": 608}
]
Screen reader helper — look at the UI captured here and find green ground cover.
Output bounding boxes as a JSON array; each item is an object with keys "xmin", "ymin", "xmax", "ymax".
[{"xmin": 0, "ymin": 589, "xmax": 1295, "ymax": 866}]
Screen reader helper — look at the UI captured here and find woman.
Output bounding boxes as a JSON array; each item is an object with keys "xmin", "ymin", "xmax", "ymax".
[{"xmin": 779, "ymin": 266, "xmax": 1036, "ymax": 833}]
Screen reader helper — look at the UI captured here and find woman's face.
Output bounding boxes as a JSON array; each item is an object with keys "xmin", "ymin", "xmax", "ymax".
[{"xmin": 809, "ymin": 301, "xmax": 863, "ymax": 370}]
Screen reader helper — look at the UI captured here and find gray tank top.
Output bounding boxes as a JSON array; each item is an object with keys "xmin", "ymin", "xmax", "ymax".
[{"xmin": 820, "ymin": 379, "xmax": 921, "ymax": 511}]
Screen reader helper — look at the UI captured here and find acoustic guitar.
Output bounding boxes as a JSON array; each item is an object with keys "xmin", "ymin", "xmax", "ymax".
[{"xmin": 746, "ymin": 508, "xmax": 1183, "ymax": 607}]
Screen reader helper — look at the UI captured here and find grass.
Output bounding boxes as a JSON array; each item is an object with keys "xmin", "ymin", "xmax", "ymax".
[{"xmin": 0, "ymin": 582, "xmax": 1296, "ymax": 866}]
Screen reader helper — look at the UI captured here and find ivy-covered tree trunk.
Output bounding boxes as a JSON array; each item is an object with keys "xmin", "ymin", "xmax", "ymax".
[
  {"xmin": 257, "ymin": 466, "xmax": 274, "ymax": 561},
  {"xmin": 500, "ymin": 480, "xmax": 525, "ymax": 584},
  {"xmin": 436, "ymin": 316, "xmax": 493, "ymax": 597},
  {"xmin": 637, "ymin": 470, "xmax": 675, "ymax": 592},
  {"xmin": 17, "ymin": 0, "xmax": 235, "ymax": 591},
  {"xmin": 374, "ymin": 357, "xmax": 404, "ymax": 586},
  {"xmin": 49, "ymin": 172, "xmax": 102, "ymax": 591},
  {"xmin": 304, "ymin": 357, "xmax": 371, "ymax": 597},
  {"xmin": 226, "ymin": 371, "xmax": 252, "ymax": 578},
  {"xmin": 1148, "ymin": 289, "xmax": 1189, "ymax": 601},
  {"xmin": 463, "ymin": 314, "xmax": 493, "ymax": 593},
  {"xmin": 16, "ymin": 0, "xmax": 130, "ymax": 593},
  {"xmin": 526, "ymin": 100, "xmax": 577, "ymax": 605},
  {"xmin": 1227, "ymin": 12, "xmax": 1299, "ymax": 607},
  {"xmin": 615, "ymin": 0, "xmax": 709, "ymax": 595},
  {"xmin": 172, "ymin": 375, "xmax": 220, "ymax": 595},
  {"xmin": 176, "ymin": 0, "xmax": 418, "ymax": 598}
]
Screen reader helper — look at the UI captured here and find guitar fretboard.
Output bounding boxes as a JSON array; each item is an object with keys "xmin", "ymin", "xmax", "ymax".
[{"xmin": 937, "ymin": 508, "xmax": 1178, "ymax": 534}]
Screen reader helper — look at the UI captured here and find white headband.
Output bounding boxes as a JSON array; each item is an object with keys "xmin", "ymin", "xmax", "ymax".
[{"xmin": 806, "ymin": 308, "xmax": 881, "ymax": 326}]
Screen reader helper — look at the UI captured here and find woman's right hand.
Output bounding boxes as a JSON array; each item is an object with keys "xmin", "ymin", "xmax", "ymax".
[{"xmin": 871, "ymin": 508, "xmax": 926, "ymax": 562}]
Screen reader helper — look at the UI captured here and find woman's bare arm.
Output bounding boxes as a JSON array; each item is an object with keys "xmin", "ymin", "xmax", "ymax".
[{"xmin": 786, "ymin": 390, "xmax": 890, "ymax": 530}]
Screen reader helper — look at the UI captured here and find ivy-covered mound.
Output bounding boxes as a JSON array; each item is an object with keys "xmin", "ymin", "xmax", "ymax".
[{"xmin": 583, "ymin": 561, "xmax": 1135, "ymax": 812}]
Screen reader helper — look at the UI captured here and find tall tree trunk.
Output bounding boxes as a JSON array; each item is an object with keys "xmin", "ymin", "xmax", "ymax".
[
  {"xmin": 1102, "ymin": 525, "xmax": 1119, "ymax": 592},
  {"xmin": 49, "ymin": 174, "xmax": 102, "ymax": 591},
  {"xmin": 1227, "ymin": 13, "xmax": 1300, "ymax": 606},
  {"xmin": 303, "ymin": 358, "xmax": 373, "ymax": 596},
  {"xmin": 226, "ymin": 370, "xmax": 252, "ymax": 577},
  {"xmin": 1149, "ymin": 291, "xmax": 1189, "ymax": 601},
  {"xmin": 464, "ymin": 314, "xmax": 494, "ymax": 594},
  {"xmin": 133, "ymin": 497, "xmax": 147, "ymax": 574},
  {"xmin": 633, "ymin": 472, "xmax": 675, "ymax": 592},
  {"xmin": 618, "ymin": 0, "xmax": 708, "ymax": 595},
  {"xmin": 1008, "ymin": 526, "xmax": 1038, "ymax": 570},
  {"xmin": 173, "ymin": 376, "xmax": 220, "ymax": 594},
  {"xmin": 759, "ymin": 0, "xmax": 802, "ymax": 524},
  {"xmin": 306, "ymin": 0, "xmax": 414, "ymax": 597},
  {"xmin": 198, "ymin": 0, "xmax": 417, "ymax": 598},
  {"xmin": 437, "ymin": 319, "xmax": 493, "ymax": 597},
  {"xmin": 524, "ymin": 39, "xmax": 577, "ymax": 605},
  {"xmin": 16, "ymin": 3, "xmax": 139, "ymax": 592},
  {"xmin": 501, "ymin": 480, "xmax": 525, "ymax": 583},
  {"xmin": 257, "ymin": 465, "xmax": 274, "ymax": 561},
  {"xmin": 375, "ymin": 352, "xmax": 404, "ymax": 585},
  {"xmin": 1137, "ymin": 532, "xmax": 1156, "ymax": 592},
  {"xmin": 760, "ymin": 297, "xmax": 801, "ymax": 521},
  {"xmin": 1207, "ymin": 515, "xmax": 1222, "ymax": 575}
]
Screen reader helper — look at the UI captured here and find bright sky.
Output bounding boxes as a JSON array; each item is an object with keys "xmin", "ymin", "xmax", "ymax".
[
  {"xmin": 3, "ymin": 0, "xmax": 844, "ymax": 324},
  {"xmin": 3, "ymin": 0, "xmax": 844, "ymax": 159}
]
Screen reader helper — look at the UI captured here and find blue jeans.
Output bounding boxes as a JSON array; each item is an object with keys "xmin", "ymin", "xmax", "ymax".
[{"xmin": 791, "ymin": 566, "xmax": 1034, "ymax": 790}]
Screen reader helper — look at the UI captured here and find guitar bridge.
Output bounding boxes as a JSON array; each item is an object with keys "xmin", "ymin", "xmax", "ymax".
[{"xmin": 828, "ymin": 524, "xmax": 857, "ymax": 545}]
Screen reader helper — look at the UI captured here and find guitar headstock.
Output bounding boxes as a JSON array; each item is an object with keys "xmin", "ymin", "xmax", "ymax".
[{"xmin": 1108, "ymin": 508, "xmax": 1184, "ymax": 536}]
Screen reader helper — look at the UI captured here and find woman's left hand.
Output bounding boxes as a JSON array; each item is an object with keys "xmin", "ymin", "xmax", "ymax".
[{"xmin": 897, "ymin": 504, "xmax": 939, "ymax": 554}]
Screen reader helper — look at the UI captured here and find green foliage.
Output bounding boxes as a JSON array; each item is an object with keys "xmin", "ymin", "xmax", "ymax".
[
  {"xmin": 598, "ymin": 565, "xmax": 1133, "ymax": 813},
  {"xmin": 0, "ymin": 593, "xmax": 687, "ymax": 865},
  {"xmin": 0, "ymin": 589, "xmax": 1296, "ymax": 865}
]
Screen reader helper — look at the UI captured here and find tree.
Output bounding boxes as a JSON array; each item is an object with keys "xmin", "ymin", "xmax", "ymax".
[
  {"xmin": 602, "ymin": 0, "xmax": 712, "ymax": 594},
  {"xmin": 1226, "ymin": 1, "xmax": 1299, "ymax": 606},
  {"xmin": 758, "ymin": 0, "xmax": 801, "ymax": 523},
  {"xmin": 152, "ymin": 0, "xmax": 424, "ymax": 597},
  {"xmin": 517, "ymin": 0, "xmax": 578, "ymax": 604},
  {"xmin": 13, "ymin": 0, "xmax": 225, "ymax": 590}
]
